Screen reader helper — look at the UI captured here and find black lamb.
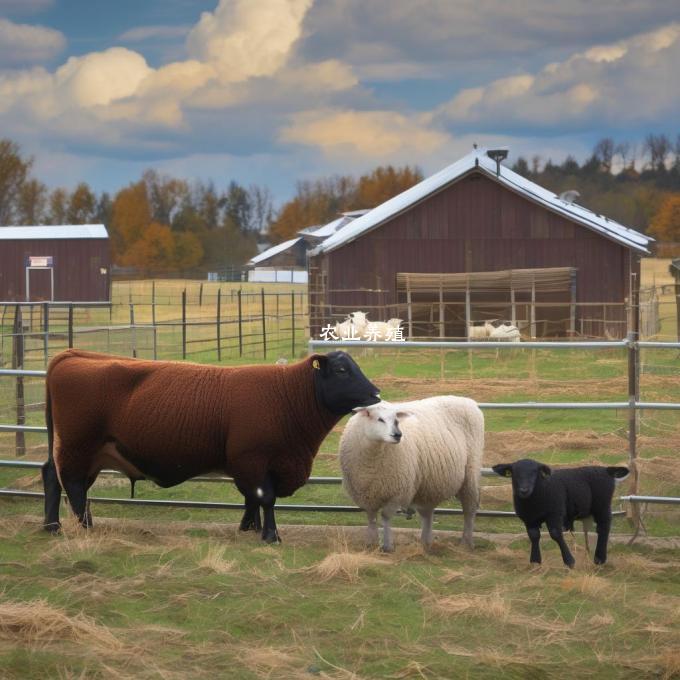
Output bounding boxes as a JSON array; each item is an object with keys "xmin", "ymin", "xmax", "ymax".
[{"xmin": 492, "ymin": 459, "xmax": 629, "ymax": 567}]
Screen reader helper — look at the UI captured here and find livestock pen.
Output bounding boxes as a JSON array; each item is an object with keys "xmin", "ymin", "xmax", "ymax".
[{"xmin": 1, "ymin": 291, "xmax": 679, "ymax": 677}]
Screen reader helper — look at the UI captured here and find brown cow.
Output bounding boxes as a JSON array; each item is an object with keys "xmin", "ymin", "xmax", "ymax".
[{"xmin": 42, "ymin": 349, "xmax": 380, "ymax": 542}]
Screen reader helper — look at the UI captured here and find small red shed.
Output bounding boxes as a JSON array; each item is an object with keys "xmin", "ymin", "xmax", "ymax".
[{"xmin": 0, "ymin": 224, "xmax": 110, "ymax": 302}]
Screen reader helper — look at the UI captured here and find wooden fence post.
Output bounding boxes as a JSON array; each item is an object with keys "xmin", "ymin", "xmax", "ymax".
[
  {"xmin": 42, "ymin": 302, "xmax": 49, "ymax": 367},
  {"xmin": 181, "ymin": 289, "xmax": 187, "ymax": 360},
  {"xmin": 627, "ymin": 270, "xmax": 641, "ymax": 535},
  {"xmin": 151, "ymin": 284, "xmax": 157, "ymax": 360},
  {"xmin": 217, "ymin": 289, "xmax": 222, "ymax": 362},
  {"xmin": 291, "ymin": 290, "xmax": 295, "ymax": 356},
  {"xmin": 199, "ymin": 282, "xmax": 204, "ymax": 307},
  {"xmin": 129, "ymin": 303, "xmax": 137, "ymax": 358},
  {"xmin": 68, "ymin": 304, "xmax": 74, "ymax": 349},
  {"xmin": 261, "ymin": 288, "xmax": 267, "ymax": 359},
  {"xmin": 237, "ymin": 289, "xmax": 243, "ymax": 357},
  {"xmin": 12, "ymin": 306, "xmax": 25, "ymax": 457}
]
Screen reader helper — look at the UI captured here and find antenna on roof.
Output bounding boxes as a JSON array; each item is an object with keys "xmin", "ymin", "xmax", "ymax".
[
  {"xmin": 486, "ymin": 148, "xmax": 508, "ymax": 176},
  {"xmin": 558, "ymin": 190, "xmax": 580, "ymax": 204}
]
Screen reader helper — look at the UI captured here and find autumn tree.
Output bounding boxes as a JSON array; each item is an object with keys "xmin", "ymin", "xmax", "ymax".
[
  {"xmin": 648, "ymin": 193, "xmax": 680, "ymax": 242},
  {"xmin": 110, "ymin": 181, "xmax": 152, "ymax": 262},
  {"xmin": 67, "ymin": 182, "xmax": 97, "ymax": 223},
  {"xmin": 16, "ymin": 178, "xmax": 48, "ymax": 224},
  {"xmin": 0, "ymin": 138, "xmax": 32, "ymax": 224},
  {"xmin": 48, "ymin": 188, "xmax": 69, "ymax": 224},
  {"xmin": 356, "ymin": 165, "xmax": 423, "ymax": 207}
]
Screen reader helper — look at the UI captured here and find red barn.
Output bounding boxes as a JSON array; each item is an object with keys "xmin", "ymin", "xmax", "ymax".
[
  {"xmin": 308, "ymin": 150, "xmax": 652, "ymax": 339},
  {"xmin": 0, "ymin": 225, "xmax": 110, "ymax": 302}
]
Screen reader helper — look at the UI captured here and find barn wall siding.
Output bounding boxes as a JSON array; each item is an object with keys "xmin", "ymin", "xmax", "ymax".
[
  {"xmin": 309, "ymin": 172, "xmax": 639, "ymax": 334},
  {"xmin": 0, "ymin": 238, "xmax": 110, "ymax": 302}
]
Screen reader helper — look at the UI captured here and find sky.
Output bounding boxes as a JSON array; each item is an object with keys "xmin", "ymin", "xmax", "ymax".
[{"xmin": 0, "ymin": 0, "xmax": 678, "ymax": 204}]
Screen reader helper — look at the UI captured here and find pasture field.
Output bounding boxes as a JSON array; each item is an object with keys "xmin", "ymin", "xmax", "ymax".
[{"xmin": 1, "ymin": 270, "xmax": 679, "ymax": 678}]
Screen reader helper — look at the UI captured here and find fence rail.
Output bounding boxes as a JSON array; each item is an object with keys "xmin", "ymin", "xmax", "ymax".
[{"xmin": 1, "ymin": 337, "xmax": 678, "ymax": 539}]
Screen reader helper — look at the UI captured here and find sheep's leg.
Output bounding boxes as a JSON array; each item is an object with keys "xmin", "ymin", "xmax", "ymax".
[
  {"xmin": 258, "ymin": 473, "xmax": 281, "ymax": 544},
  {"xmin": 381, "ymin": 509, "xmax": 395, "ymax": 553},
  {"xmin": 366, "ymin": 510, "xmax": 379, "ymax": 548},
  {"xmin": 526, "ymin": 525, "xmax": 542, "ymax": 564},
  {"xmin": 41, "ymin": 458, "xmax": 63, "ymax": 533},
  {"xmin": 457, "ymin": 482, "xmax": 478, "ymax": 550},
  {"xmin": 62, "ymin": 477, "xmax": 92, "ymax": 528},
  {"xmin": 593, "ymin": 512, "xmax": 612, "ymax": 565},
  {"xmin": 418, "ymin": 508, "xmax": 434, "ymax": 552},
  {"xmin": 582, "ymin": 517, "xmax": 593, "ymax": 556},
  {"xmin": 547, "ymin": 522, "xmax": 575, "ymax": 568}
]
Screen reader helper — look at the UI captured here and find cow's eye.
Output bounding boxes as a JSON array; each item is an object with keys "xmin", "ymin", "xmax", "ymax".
[{"xmin": 378, "ymin": 417, "xmax": 385, "ymax": 423}]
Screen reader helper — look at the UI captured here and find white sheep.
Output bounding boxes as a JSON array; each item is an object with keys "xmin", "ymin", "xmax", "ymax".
[
  {"xmin": 468, "ymin": 321, "xmax": 495, "ymax": 340},
  {"xmin": 339, "ymin": 396, "xmax": 484, "ymax": 552},
  {"xmin": 334, "ymin": 311, "xmax": 369, "ymax": 340},
  {"xmin": 363, "ymin": 318, "xmax": 403, "ymax": 341},
  {"xmin": 489, "ymin": 323, "xmax": 521, "ymax": 342}
]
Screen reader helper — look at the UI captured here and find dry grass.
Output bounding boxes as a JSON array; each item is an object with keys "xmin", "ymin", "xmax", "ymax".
[
  {"xmin": 197, "ymin": 544, "xmax": 237, "ymax": 574},
  {"xmin": 303, "ymin": 550, "xmax": 389, "ymax": 583},
  {"xmin": 0, "ymin": 599, "xmax": 122, "ymax": 650},
  {"xmin": 560, "ymin": 573, "xmax": 612, "ymax": 597}
]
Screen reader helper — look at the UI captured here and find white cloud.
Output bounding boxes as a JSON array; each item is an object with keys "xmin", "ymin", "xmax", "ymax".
[
  {"xmin": 186, "ymin": 0, "xmax": 313, "ymax": 82},
  {"xmin": 436, "ymin": 23, "xmax": 680, "ymax": 130},
  {"xmin": 0, "ymin": 0, "xmax": 53, "ymax": 14},
  {"xmin": 0, "ymin": 17, "xmax": 65, "ymax": 66},
  {"xmin": 118, "ymin": 24, "xmax": 191, "ymax": 43},
  {"xmin": 280, "ymin": 109, "xmax": 451, "ymax": 158}
]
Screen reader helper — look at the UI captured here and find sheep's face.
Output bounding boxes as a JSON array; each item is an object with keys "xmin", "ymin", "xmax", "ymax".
[
  {"xmin": 350, "ymin": 311, "xmax": 368, "ymax": 327},
  {"xmin": 492, "ymin": 459, "xmax": 552, "ymax": 499},
  {"xmin": 312, "ymin": 351, "xmax": 380, "ymax": 415},
  {"xmin": 352, "ymin": 402, "xmax": 414, "ymax": 444}
]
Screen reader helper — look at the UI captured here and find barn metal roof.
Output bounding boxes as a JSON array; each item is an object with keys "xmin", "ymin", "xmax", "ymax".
[
  {"xmin": 249, "ymin": 237, "xmax": 302, "ymax": 265},
  {"xmin": 315, "ymin": 150, "xmax": 652, "ymax": 255},
  {"xmin": 0, "ymin": 224, "xmax": 108, "ymax": 240}
]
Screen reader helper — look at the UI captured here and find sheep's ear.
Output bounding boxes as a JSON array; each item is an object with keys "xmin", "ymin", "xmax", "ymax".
[
  {"xmin": 396, "ymin": 410, "xmax": 415, "ymax": 420},
  {"xmin": 309, "ymin": 354, "xmax": 328, "ymax": 371},
  {"xmin": 539, "ymin": 464, "xmax": 552, "ymax": 478},
  {"xmin": 352, "ymin": 406, "xmax": 371, "ymax": 417},
  {"xmin": 492, "ymin": 464, "xmax": 513, "ymax": 478}
]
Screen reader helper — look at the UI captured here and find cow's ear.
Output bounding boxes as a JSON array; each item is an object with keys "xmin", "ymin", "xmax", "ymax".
[
  {"xmin": 540, "ymin": 464, "xmax": 552, "ymax": 479},
  {"xmin": 310, "ymin": 354, "xmax": 328, "ymax": 371},
  {"xmin": 492, "ymin": 464, "xmax": 513, "ymax": 478}
]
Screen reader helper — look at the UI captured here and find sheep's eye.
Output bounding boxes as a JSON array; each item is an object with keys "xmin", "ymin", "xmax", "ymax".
[
  {"xmin": 336, "ymin": 366, "xmax": 346, "ymax": 373},
  {"xmin": 378, "ymin": 417, "xmax": 385, "ymax": 423}
]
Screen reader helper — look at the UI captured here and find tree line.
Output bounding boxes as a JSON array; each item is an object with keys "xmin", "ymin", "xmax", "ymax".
[{"xmin": 1, "ymin": 133, "xmax": 680, "ymax": 274}]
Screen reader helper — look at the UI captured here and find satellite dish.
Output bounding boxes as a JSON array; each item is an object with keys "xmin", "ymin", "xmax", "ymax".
[{"xmin": 559, "ymin": 190, "xmax": 580, "ymax": 204}]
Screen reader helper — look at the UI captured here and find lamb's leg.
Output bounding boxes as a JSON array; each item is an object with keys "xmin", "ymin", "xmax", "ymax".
[
  {"xmin": 593, "ymin": 511, "xmax": 612, "ymax": 565},
  {"xmin": 237, "ymin": 485, "xmax": 262, "ymax": 533},
  {"xmin": 582, "ymin": 517, "xmax": 593, "ymax": 557},
  {"xmin": 547, "ymin": 522, "xmax": 575, "ymax": 568},
  {"xmin": 258, "ymin": 473, "xmax": 280, "ymax": 544},
  {"xmin": 41, "ymin": 458, "xmax": 62, "ymax": 533},
  {"xmin": 418, "ymin": 508, "xmax": 434, "ymax": 552},
  {"xmin": 366, "ymin": 510, "xmax": 379, "ymax": 548},
  {"xmin": 381, "ymin": 509, "xmax": 395, "ymax": 553},
  {"xmin": 526, "ymin": 525, "xmax": 542, "ymax": 564}
]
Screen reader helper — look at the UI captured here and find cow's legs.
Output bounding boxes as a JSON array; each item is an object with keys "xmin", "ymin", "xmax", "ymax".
[
  {"xmin": 239, "ymin": 492, "xmax": 262, "ymax": 532},
  {"xmin": 41, "ymin": 458, "xmax": 63, "ymax": 533},
  {"xmin": 259, "ymin": 473, "xmax": 280, "ymax": 544},
  {"xmin": 62, "ymin": 478, "xmax": 92, "ymax": 528}
]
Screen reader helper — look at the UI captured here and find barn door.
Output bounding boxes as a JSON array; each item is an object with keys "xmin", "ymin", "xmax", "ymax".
[{"xmin": 26, "ymin": 267, "xmax": 54, "ymax": 301}]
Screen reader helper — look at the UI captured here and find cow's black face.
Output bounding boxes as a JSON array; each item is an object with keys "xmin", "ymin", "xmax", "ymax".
[
  {"xmin": 312, "ymin": 351, "xmax": 380, "ymax": 416},
  {"xmin": 492, "ymin": 459, "xmax": 552, "ymax": 499}
]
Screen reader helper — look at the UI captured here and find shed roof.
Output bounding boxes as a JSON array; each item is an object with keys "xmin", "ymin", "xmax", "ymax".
[
  {"xmin": 0, "ymin": 224, "xmax": 108, "ymax": 240},
  {"xmin": 249, "ymin": 237, "xmax": 302, "ymax": 265},
  {"xmin": 316, "ymin": 150, "xmax": 652, "ymax": 255}
]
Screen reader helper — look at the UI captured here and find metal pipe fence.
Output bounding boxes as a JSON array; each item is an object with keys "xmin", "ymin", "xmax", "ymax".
[{"xmin": 1, "ymin": 338, "xmax": 678, "ymax": 535}]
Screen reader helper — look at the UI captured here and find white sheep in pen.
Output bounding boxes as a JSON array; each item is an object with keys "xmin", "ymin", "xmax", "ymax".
[
  {"xmin": 468, "ymin": 321, "xmax": 495, "ymax": 340},
  {"xmin": 364, "ymin": 318, "xmax": 403, "ymax": 341},
  {"xmin": 489, "ymin": 323, "xmax": 521, "ymax": 342},
  {"xmin": 334, "ymin": 311, "xmax": 369, "ymax": 340},
  {"xmin": 339, "ymin": 396, "xmax": 484, "ymax": 552}
]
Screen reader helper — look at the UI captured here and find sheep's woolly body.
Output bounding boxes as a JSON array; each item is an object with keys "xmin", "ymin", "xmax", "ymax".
[
  {"xmin": 340, "ymin": 396, "xmax": 483, "ymax": 549},
  {"xmin": 47, "ymin": 349, "xmax": 338, "ymax": 499}
]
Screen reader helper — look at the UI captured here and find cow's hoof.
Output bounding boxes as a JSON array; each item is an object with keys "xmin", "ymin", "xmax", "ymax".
[
  {"xmin": 262, "ymin": 529, "xmax": 281, "ymax": 544},
  {"xmin": 43, "ymin": 522, "xmax": 61, "ymax": 534}
]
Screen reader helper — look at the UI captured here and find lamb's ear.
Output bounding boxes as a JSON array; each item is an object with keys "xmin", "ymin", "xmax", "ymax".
[
  {"xmin": 396, "ymin": 410, "xmax": 415, "ymax": 420},
  {"xmin": 492, "ymin": 464, "xmax": 513, "ymax": 478},
  {"xmin": 539, "ymin": 464, "xmax": 552, "ymax": 478},
  {"xmin": 352, "ymin": 406, "xmax": 371, "ymax": 417},
  {"xmin": 606, "ymin": 466, "xmax": 629, "ymax": 481}
]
